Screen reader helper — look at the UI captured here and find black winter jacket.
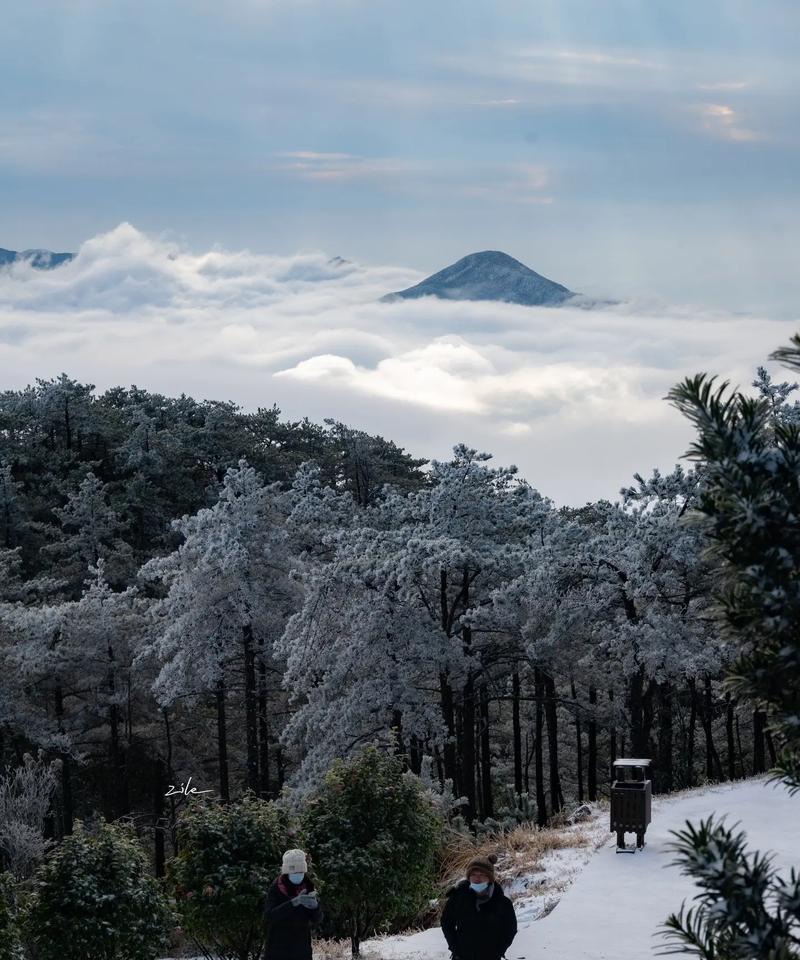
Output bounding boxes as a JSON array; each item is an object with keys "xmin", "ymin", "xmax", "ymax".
[
  {"xmin": 441, "ymin": 880, "xmax": 517, "ymax": 960},
  {"xmin": 262, "ymin": 875, "xmax": 323, "ymax": 960}
]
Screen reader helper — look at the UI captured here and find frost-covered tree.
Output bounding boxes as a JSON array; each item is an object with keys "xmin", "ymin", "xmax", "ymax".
[
  {"xmin": 1, "ymin": 562, "xmax": 149, "ymax": 828},
  {"xmin": 485, "ymin": 458, "xmax": 729, "ymax": 825},
  {"xmin": 280, "ymin": 445, "xmax": 550, "ymax": 816},
  {"xmin": 141, "ymin": 460, "xmax": 296, "ymax": 800},
  {"xmin": 42, "ymin": 472, "xmax": 133, "ymax": 593}
]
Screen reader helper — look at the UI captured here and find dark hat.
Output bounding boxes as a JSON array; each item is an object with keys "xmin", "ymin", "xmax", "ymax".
[{"xmin": 465, "ymin": 853, "xmax": 497, "ymax": 882}]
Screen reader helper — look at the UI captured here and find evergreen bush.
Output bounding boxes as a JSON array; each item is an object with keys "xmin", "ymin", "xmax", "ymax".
[
  {"xmin": 169, "ymin": 793, "xmax": 288, "ymax": 960},
  {"xmin": 21, "ymin": 819, "xmax": 172, "ymax": 960},
  {"xmin": 301, "ymin": 746, "xmax": 443, "ymax": 957}
]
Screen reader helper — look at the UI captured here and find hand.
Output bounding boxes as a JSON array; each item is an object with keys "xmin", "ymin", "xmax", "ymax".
[
  {"xmin": 298, "ymin": 893, "xmax": 318, "ymax": 908},
  {"xmin": 291, "ymin": 895, "xmax": 304, "ymax": 907}
]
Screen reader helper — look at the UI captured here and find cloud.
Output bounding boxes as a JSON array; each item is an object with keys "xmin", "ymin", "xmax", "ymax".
[
  {"xmin": 274, "ymin": 151, "xmax": 414, "ymax": 182},
  {"xmin": 551, "ymin": 50, "xmax": 660, "ymax": 70},
  {"xmin": 440, "ymin": 45, "xmax": 667, "ymax": 99},
  {"xmin": 0, "ymin": 223, "xmax": 794, "ymax": 505},
  {"xmin": 461, "ymin": 162, "xmax": 553, "ymax": 204},
  {"xmin": 696, "ymin": 80, "xmax": 752, "ymax": 92},
  {"xmin": 697, "ymin": 102, "xmax": 762, "ymax": 141}
]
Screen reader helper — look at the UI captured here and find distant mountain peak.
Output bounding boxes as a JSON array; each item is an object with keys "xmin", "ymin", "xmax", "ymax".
[
  {"xmin": 381, "ymin": 250, "xmax": 575, "ymax": 307},
  {"xmin": 0, "ymin": 247, "xmax": 74, "ymax": 270}
]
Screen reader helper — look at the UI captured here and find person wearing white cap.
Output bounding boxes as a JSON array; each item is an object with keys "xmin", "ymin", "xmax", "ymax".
[{"xmin": 262, "ymin": 848, "xmax": 323, "ymax": 960}]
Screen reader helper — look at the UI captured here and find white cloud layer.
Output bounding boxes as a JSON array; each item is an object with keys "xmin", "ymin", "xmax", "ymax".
[{"xmin": 1, "ymin": 223, "xmax": 796, "ymax": 504}]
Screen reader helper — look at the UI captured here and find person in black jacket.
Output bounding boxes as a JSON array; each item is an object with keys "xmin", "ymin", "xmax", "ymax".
[
  {"xmin": 263, "ymin": 848, "xmax": 323, "ymax": 960},
  {"xmin": 441, "ymin": 855, "xmax": 517, "ymax": 960}
]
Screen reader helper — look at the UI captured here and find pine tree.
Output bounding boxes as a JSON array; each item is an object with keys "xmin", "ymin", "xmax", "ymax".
[{"xmin": 660, "ymin": 334, "xmax": 800, "ymax": 958}]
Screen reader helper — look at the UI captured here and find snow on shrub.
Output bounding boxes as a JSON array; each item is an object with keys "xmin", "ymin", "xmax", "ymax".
[
  {"xmin": 301, "ymin": 746, "xmax": 443, "ymax": 957},
  {"xmin": 169, "ymin": 792, "xmax": 288, "ymax": 960},
  {"xmin": 20, "ymin": 818, "xmax": 173, "ymax": 960},
  {"xmin": 0, "ymin": 752, "xmax": 58, "ymax": 881}
]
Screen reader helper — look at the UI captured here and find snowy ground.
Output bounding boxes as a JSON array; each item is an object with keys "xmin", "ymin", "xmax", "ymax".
[{"xmin": 365, "ymin": 777, "xmax": 800, "ymax": 960}]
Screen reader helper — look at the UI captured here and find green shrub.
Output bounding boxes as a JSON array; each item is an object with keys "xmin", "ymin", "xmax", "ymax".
[
  {"xmin": 21, "ymin": 819, "xmax": 172, "ymax": 960},
  {"xmin": 0, "ymin": 873, "xmax": 23, "ymax": 960},
  {"xmin": 169, "ymin": 793, "xmax": 288, "ymax": 960},
  {"xmin": 302, "ymin": 746, "xmax": 443, "ymax": 957}
]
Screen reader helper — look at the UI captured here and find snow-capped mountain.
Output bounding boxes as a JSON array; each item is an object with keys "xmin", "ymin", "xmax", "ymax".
[
  {"xmin": 382, "ymin": 250, "xmax": 576, "ymax": 306},
  {"xmin": 0, "ymin": 247, "xmax": 74, "ymax": 269}
]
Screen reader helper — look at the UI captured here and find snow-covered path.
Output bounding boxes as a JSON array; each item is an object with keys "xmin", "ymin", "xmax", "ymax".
[{"xmin": 368, "ymin": 778, "xmax": 800, "ymax": 960}]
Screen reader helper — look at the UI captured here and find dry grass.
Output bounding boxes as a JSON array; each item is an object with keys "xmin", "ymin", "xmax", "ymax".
[
  {"xmin": 315, "ymin": 938, "xmax": 394, "ymax": 960},
  {"xmin": 440, "ymin": 819, "xmax": 592, "ymax": 888},
  {"xmin": 313, "ymin": 939, "xmax": 353, "ymax": 960}
]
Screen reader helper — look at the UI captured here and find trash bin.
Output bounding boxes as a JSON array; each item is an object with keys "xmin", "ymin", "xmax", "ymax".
[{"xmin": 610, "ymin": 758, "xmax": 652, "ymax": 853}]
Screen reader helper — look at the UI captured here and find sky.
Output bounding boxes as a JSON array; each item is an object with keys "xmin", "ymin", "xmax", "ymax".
[{"xmin": 1, "ymin": 1, "xmax": 799, "ymax": 503}]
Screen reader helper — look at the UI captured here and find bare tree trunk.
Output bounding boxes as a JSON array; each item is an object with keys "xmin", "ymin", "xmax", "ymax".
[
  {"xmin": 657, "ymin": 681, "xmax": 673, "ymax": 794},
  {"xmin": 276, "ymin": 746, "xmax": 286, "ymax": 790},
  {"xmin": 524, "ymin": 731, "xmax": 533, "ymax": 795},
  {"xmin": 106, "ymin": 641, "xmax": 129, "ymax": 818},
  {"xmin": 154, "ymin": 755, "xmax": 166, "ymax": 878},
  {"xmin": 725, "ymin": 693, "xmax": 736, "ymax": 781},
  {"xmin": 474, "ymin": 713, "xmax": 483, "ymax": 820},
  {"xmin": 571, "ymin": 680, "xmax": 584, "ymax": 803},
  {"xmin": 702, "ymin": 675, "xmax": 723, "ymax": 782},
  {"xmin": 735, "ymin": 714, "xmax": 745, "ymax": 781},
  {"xmin": 243, "ymin": 624, "xmax": 259, "ymax": 794},
  {"xmin": 609, "ymin": 688, "xmax": 617, "ymax": 767},
  {"xmin": 765, "ymin": 728, "xmax": 777, "ymax": 767},
  {"xmin": 54, "ymin": 684, "xmax": 73, "ymax": 835},
  {"xmin": 687, "ymin": 678, "xmax": 697, "ymax": 787},
  {"xmin": 753, "ymin": 708, "xmax": 766, "ymax": 775},
  {"xmin": 461, "ymin": 665, "xmax": 477, "ymax": 818},
  {"xmin": 588, "ymin": 686, "xmax": 597, "ymax": 802},
  {"xmin": 216, "ymin": 677, "xmax": 230, "ymax": 802},
  {"xmin": 391, "ymin": 710, "xmax": 405, "ymax": 757},
  {"xmin": 257, "ymin": 640, "xmax": 270, "ymax": 798},
  {"xmin": 479, "ymin": 683, "xmax": 493, "ymax": 818},
  {"xmin": 439, "ymin": 570, "xmax": 457, "ymax": 786},
  {"xmin": 163, "ymin": 708, "xmax": 178, "ymax": 854},
  {"xmin": 409, "ymin": 735, "xmax": 423, "ymax": 776},
  {"xmin": 544, "ymin": 672, "xmax": 563, "ymax": 814},
  {"xmin": 512, "ymin": 670, "xmax": 523, "ymax": 796},
  {"xmin": 460, "ymin": 567, "xmax": 477, "ymax": 819},
  {"xmin": 628, "ymin": 665, "xmax": 650, "ymax": 757},
  {"xmin": 534, "ymin": 668, "xmax": 546, "ymax": 826},
  {"xmin": 439, "ymin": 672, "xmax": 457, "ymax": 786}
]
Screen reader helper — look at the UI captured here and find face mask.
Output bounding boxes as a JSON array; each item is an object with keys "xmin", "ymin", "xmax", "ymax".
[
  {"xmin": 470, "ymin": 881, "xmax": 489, "ymax": 893},
  {"xmin": 288, "ymin": 872, "xmax": 305, "ymax": 885}
]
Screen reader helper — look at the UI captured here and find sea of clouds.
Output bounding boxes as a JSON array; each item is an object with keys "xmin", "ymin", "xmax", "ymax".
[{"xmin": 1, "ymin": 223, "xmax": 796, "ymax": 504}]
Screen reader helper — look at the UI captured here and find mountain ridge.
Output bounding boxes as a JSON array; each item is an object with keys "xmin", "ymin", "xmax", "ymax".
[
  {"xmin": 0, "ymin": 248, "xmax": 75, "ymax": 270},
  {"xmin": 382, "ymin": 250, "xmax": 576, "ymax": 307}
]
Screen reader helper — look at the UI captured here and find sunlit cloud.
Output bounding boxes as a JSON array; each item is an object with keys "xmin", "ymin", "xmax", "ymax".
[{"xmin": 697, "ymin": 103, "xmax": 762, "ymax": 142}]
